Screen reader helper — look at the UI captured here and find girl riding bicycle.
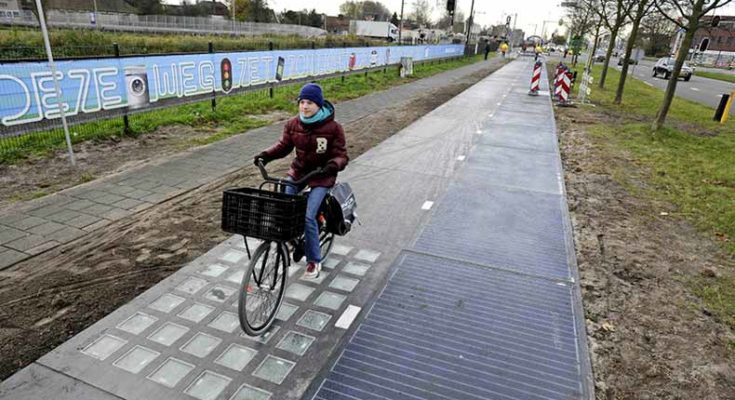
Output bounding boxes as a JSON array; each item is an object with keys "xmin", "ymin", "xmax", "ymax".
[{"xmin": 253, "ymin": 83, "xmax": 348, "ymax": 279}]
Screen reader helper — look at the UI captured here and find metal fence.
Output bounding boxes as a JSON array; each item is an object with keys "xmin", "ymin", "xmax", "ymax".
[
  {"xmin": 1, "ymin": 10, "xmax": 327, "ymax": 37},
  {"xmin": 0, "ymin": 43, "xmax": 467, "ymax": 164}
]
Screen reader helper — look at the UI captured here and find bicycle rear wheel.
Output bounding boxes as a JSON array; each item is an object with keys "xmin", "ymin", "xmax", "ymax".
[{"xmin": 238, "ymin": 241, "xmax": 287, "ymax": 336}]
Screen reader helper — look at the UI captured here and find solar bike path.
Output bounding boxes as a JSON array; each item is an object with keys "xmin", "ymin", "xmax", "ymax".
[{"xmin": 308, "ymin": 58, "xmax": 594, "ymax": 400}]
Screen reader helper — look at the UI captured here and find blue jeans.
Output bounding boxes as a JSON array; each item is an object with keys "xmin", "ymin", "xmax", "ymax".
[{"xmin": 285, "ymin": 179, "xmax": 329, "ymax": 264}]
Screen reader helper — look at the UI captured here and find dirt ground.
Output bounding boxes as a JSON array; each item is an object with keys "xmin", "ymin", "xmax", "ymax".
[
  {"xmin": 0, "ymin": 111, "xmax": 293, "ymax": 209},
  {"xmin": 556, "ymin": 106, "xmax": 735, "ymax": 399},
  {"xmin": 0, "ymin": 63, "xmax": 502, "ymax": 381}
]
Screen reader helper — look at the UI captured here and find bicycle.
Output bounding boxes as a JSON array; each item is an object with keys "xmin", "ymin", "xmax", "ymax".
[{"xmin": 221, "ymin": 161, "xmax": 337, "ymax": 336}]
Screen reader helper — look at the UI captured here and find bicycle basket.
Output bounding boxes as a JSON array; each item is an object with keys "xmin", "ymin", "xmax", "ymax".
[{"xmin": 222, "ymin": 187, "xmax": 306, "ymax": 241}]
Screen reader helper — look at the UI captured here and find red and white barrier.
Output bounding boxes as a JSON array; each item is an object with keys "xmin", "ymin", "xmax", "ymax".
[
  {"xmin": 557, "ymin": 71, "xmax": 572, "ymax": 104},
  {"xmin": 528, "ymin": 61, "xmax": 542, "ymax": 96}
]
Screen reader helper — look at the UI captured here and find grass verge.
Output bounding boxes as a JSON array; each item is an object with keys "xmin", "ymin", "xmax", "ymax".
[
  {"xmin": 572, "ymin": 64, "xmax": 735, "ymax": 332},
  {"xmin": 694, "ymin": 70, "xmax": 735, "ymax": 84}
]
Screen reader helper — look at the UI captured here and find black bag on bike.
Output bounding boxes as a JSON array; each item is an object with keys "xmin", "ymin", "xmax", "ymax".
[{"xmin": 323, "ymin": 182, "xmax": 357, "ymax": 236}]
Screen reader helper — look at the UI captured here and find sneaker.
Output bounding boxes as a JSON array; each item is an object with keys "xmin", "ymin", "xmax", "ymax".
[{"xmin": 304, "ymin": 262, "xmax": 321, "ymax": 279}]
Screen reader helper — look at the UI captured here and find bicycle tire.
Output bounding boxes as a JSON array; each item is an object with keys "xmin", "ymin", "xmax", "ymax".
[
  {"xmin": 319, "ymin": 231, "xmax": 334, "ymax": 262},
  {"xmin": 238, "ymin": 241, "xmax": 287, "ymax": 336}
]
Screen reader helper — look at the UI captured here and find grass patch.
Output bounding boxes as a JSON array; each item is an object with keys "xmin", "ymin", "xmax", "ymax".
[
  {"xmin": 1, "ymin": 54, "xmax": 488, "ymax": 164},
  {"xmin": 9, "ymin": 189, "xmax": 47, "ymax": 202},
  {"xmin": 694, "ymin": 70, "xmax": 735, "ymax": 84},
  {"xmin": 573, "ymin": 63, "xmax": 735, "ymax": 332},
  {"xmin": 692, "ymin": 275, "xmax": 735, "ymax": 328}
]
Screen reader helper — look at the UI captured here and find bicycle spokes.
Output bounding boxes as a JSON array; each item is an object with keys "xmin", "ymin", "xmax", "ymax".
[{"xmin": 241, "ymin": 241, "xmax": 286, "ymax": 332}]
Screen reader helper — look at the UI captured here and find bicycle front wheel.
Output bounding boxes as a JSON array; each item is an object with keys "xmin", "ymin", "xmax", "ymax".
[
  {"xmin": 320, "ymin": 231, "xmax": 335, "ymax": 262},
  {"xmin": 238, "ymin": 241, "xmax": 288, "ymax": 336}
]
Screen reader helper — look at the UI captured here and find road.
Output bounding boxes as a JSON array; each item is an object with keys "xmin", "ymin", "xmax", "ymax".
[
  {"xmin": 549, "ymin": 53, "xmax": 735, "ymax": 113},
  {"xmin": 617, "ymin": 58, "xmax": 735, "ymax": 111}
]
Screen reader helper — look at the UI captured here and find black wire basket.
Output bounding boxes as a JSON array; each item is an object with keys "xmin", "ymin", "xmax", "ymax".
[{"xmin": 222, "ymin": 187, "xmax": 306, "ymax": 241}]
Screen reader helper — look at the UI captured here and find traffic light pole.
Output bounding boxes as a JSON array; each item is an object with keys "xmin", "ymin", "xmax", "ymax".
[{"xmin": 446, "ymin": 0, "xmax": 456, "ymax": 32}]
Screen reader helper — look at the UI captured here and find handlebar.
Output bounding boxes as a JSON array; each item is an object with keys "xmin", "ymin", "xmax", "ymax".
[{"xmin": 256, "ymin": 159, "xmax": 323, "ymax": 188}]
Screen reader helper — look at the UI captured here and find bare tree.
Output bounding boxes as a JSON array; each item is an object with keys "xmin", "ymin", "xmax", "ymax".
[
  {"xmin": 339, "ymin": 1, "xmax": 363, "ymax": 19},
  {"xmin": 614, "ymin": 0, "xmax": 656, "ymax": 104},
  {"xmin": 652, "ymin": 0, "xmax": 733, "ymax": 130},
  {"xmin": 640, "ymin": 7, "xmax": 677, "ymax": 56},
  {"xmin": 596, "ymin": 0, "xmax": 636, "ymax": 89},
  {"xmin": 573, "ymin": 0, "xmax": 604, "ymax": 67},
  {"xmin": 410, "ymin": 0, "xmax": 432, "ymax": 27}
]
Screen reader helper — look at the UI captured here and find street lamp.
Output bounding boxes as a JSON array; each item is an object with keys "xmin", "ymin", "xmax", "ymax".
[
  {"xmin": 465, "ymin": 0, "xmax": 475, "ymax": 43},
  {"xmin": 398, "ymin": 0, "xmax": 404, "ymax": 45},
  {"xmin": 36, "ymin": 0, "xmax": 75, "ymax": 166},
  {"xmin": 541, "ymin": 20, "xmax": 559, "ymax": 41}
]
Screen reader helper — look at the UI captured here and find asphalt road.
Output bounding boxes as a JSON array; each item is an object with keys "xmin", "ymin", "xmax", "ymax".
[
  {"xmin": 615, "ymin": 58, "xmax": 735, "ymax": 111},
  {"xmin": 548, "ymin": 52, "xmax": 735, "ymax": 115}
]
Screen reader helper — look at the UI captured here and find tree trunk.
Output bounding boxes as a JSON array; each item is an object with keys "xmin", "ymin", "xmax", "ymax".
[
  {"xmin": 652, "ymin": 3, "xmax": 703, "ymax": 131},
  {"xmin": 614, "ymin": 5, "xmax": 646, "ymax": 104},
  {"xmin": 599, "ymin": 24, "xmax": 620, "ymax": 89},
  {"xmin": 589, "ymin": 21, "xmax": 602, "ymax": 70}
]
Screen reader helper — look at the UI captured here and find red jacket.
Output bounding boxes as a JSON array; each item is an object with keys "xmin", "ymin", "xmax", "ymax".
[{"xmin": 262, "ymin": 102, "xmax": 349, "ymax": 188}]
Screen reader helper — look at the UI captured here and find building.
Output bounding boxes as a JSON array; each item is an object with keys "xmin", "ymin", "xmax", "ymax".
[
  {"xmin": 682, "ymin": 15, "xmax": 735, "ymax": 66},
  {"xmin": 325, "ymin": 15, "xmax": 350, "ymax": 35},
  {"xmin": 0, "ymin": 0, "xmax": 21, "ymax": 18}
]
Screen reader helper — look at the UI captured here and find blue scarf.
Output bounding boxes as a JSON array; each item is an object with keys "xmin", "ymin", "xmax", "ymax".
[{"xmin": 299, "ymin": 103, "xmax": 333, "ymax": 125}]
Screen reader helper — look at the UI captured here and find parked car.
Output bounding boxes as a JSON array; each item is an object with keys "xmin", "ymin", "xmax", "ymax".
[
  {"xmin": 617, "ymin": 57, "xmax": 638, "ymax": 65},
  {"xmin": 652, "ymin": 57, "xmax": 694, "ymax": 81},
  {"xmin": 594, "ymin": 53, "xmax": 606, "ymax": 62}
]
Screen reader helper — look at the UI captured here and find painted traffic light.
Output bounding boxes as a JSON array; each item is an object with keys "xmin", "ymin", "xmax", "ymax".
[{"xmin": 221, "ymin": 58, "xmax": 232, "ymax": 93}]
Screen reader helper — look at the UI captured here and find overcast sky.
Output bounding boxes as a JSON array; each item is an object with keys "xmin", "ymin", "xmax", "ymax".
[
  {"xmin": 262, "ymin": 0, "xmax": 567, "ymax": 36},
  {"xmin": 172, "ymin": 1, "xmax": 735, "ymax": 39}
]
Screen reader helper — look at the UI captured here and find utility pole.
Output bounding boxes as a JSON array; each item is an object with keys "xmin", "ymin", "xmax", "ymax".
[
  {"xmin": 36, "ymin": 0, "xmax": 75, "ymax": 166},
  {"xmin": 465, "ymin": 0, "xmax": 475, "ymax": 43},
  {"xmin": 231, "ymin": 0, "xmax": 235, "ymax": 33}
]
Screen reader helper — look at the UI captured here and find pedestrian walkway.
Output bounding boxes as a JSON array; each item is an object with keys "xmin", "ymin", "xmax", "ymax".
[
  {"xmin": 0, "ymin": 57, "xmax": 593, "ymax": 400},
  {"xmin": 0, "ymin": 57, "xmax": 502, "ymax": 270}
]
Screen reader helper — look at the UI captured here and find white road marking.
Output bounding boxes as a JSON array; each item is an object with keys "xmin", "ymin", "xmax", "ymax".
[
  {"xmin": 335, "ymin": 305, "xmax": 361, "ymax": 329},
  {"xmin": 644, "ymin": 81, "xmax": 653, "ymax": 87},
  {"xmin": 421, "ymin": 201, "xmax": 434, "ymax": 210},
  {"xmin": 457, "ymin": 155, "xmax": 466, "ymax": 161}
]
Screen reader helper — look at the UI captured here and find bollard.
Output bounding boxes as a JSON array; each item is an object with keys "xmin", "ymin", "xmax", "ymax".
[
  {"xmin": 722, "ymin": 91, "xmax": 735, "ymax": 123},
  {"xmin": 553, "ymin": 62, "xmax": 567, "ymax": 101},
  {"xmin": 714, "ymin": 94, "xmax": 729, "ymax": 122},
  {"xmin": 554, "ymin": 68, "xmax": 564, "ymax": 100},
  {"xmin": 528, "ymin": 60, "xmax": 542, "ymax": 96},
  {"xmin": 556, "ymin": 71, "xmax": 573, "ymax": 106}
]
